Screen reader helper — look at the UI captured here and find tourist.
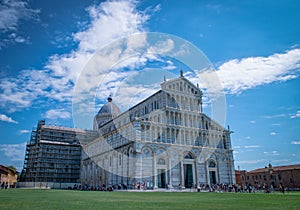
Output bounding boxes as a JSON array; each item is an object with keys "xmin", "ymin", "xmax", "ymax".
[
  {"xmin": 178, "ymin": 183, "xmax": 182, "ymax": 191},
  {"xmin": 279, "ymin": 183, "xmax": 285, "ymax": 194}
]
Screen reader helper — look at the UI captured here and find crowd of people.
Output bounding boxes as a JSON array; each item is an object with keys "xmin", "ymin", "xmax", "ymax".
[
  {"xmin": 197, "ymin": 183, "xmax": 286, "ymax": 194},
  {"xmin": 67, "ymin": 182, "xmax": 286, "ymax": 194},
  {"xmin": 68, "ymin": 183, "xmax": 128, "ymax": 191},
  {"xmin": 0, "ymin": 182, "xmax": 9, "ymax": 189}
]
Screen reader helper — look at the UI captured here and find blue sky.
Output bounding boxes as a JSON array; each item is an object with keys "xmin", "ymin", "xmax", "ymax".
[{"xmin": 0, "ymin": 0, "xmax": 299, "ymax": 172}]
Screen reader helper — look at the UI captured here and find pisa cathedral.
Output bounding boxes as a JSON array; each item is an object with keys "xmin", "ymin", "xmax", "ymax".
[
  {"xmin": 81, "ymin": 71, "xmax": 236, "ymax": 189},
  {"xmin": 20, "ymin": 71, "xmax": 235, "ymax": 189}
]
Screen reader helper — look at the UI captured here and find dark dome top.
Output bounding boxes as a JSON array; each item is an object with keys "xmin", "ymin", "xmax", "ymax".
[
  {"xmin": 97, "ymin": 96, "xmax": 121, "ymax": 117},
  {"xmin": 94, "ymin": 96, "xmax": 121, "ymax": 130},
  {"xmin": 97, "ymin": 100, "xmax": 121, "ymax": 116}
]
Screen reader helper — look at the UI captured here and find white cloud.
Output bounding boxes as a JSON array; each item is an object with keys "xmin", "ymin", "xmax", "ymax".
[
  {"xmin": 250, "ymin": 120, "xmax": 256, "ymax": 124},
  {"xmin": 0, "ymin": 0, "xmax": 39, "ymax": 48},
  {"xmin": 270, "ymin": 132, "xmax": 277, "ymax": 135},
  {"xmin": 0, "ymin": 0, "xmax": 152, "ymax": 112},
  {"xmin": 291, "ymin": 141, "xmax": 300, "ymax": 145},
  {"xmin": 290, "ymin": 110, "xmax": 300, "ymax": 119},
  {"xmin": 0, "ymin": 142, "xmax": 27, "ymax": 161},
  {"xmin": 0, "ymin": 113, "xmax": 18, "ymax": 124},
  {"xmin": 262, "ymin": 114, "xmax": 286, "ymax": 119},
  {"xmin": 74, "ymin": 1, "xmax": 149, "ymax": 53},
  {"xmin": 18, "ymin": 129, "xmax": 31, "ymax": 135},
  {"xmin": 0, "ymin": 0, "xmax": 39, "ymax": 31},
  {"xmin": 272, "ymin": 123, "xmax": 281, "ymax": 126},
  {"xmin": 215, "ymin": 49, "xmax": 300, "ymax": 94},
  {"xmin": 264, "ymin": 150, "xmax": 279, "ymax": 156},
  {"xmin": 235, "ymin": 159, "xmax": 266, "ymax": 165},
  {"xmin": 147, "ymin": 39, "xmax": 175, "ymax": 54},
  {"xmin": 244, "ymin": 145, "xmax": 260, "ymax": 149},
  {"xmin": 44, "ymin": 109, "xmax": 71, "ymax": 120}
]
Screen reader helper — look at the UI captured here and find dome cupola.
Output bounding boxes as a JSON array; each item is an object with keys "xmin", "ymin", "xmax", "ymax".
[{"xmin": 93, "ymin": 95, "xmax": 121, "ymax": 130}]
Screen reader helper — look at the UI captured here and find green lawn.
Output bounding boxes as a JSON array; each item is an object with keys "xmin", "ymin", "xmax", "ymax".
[{"xmin": 0, "ymin": 189, "xmax": 299, "ymax": 210}]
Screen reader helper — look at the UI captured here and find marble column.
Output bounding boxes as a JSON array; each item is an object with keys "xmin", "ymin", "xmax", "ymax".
[
  {"xmin": 180, "ymin": 161, "xmax": 184, "ymax": 187},
  {"xmin": 153, "ymin": 156, "xmax": 157, "ymax": 189}
]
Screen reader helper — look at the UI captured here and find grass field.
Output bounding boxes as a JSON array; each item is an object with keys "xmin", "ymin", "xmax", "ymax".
[{"xmin": 0, "ymin": 189, "xmax": 300, "ymax": 210}]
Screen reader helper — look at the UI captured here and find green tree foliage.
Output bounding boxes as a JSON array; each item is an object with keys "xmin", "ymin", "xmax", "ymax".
[{"xmin": 7, "ymin": 165, "xmax": 17, "ymax": 172}]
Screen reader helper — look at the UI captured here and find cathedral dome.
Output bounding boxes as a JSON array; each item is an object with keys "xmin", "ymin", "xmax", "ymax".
[
  {"xmin": 97, "ymin": 96, "xmax": 121, "ymax": 116},
  {"xmin": 93, "ymin": 96, "xmax": 121, "ymax": 130}
]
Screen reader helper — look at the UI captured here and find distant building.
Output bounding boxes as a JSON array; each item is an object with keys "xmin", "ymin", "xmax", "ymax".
[
  {"xmin": 235, "ymin": 169, "xmax": 246, "ymax": 186},
  {"xmin": 236, "ymin": 163, "xmax": 300, "ymax": 190},
  {"xmin": 19, "ymin": 120, "xmax": 97, "ymax": 188},
  {"xmin": 0, "ymin": 165, "xmax": 18, "ymax": 188}
]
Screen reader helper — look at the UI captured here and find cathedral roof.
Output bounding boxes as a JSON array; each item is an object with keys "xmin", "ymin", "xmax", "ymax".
[{"xmin": 96, "ymin": 96, "xmax": 121, "ymax": 117}]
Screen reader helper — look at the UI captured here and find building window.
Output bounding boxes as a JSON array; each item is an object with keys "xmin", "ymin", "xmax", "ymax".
[
  {"xmin": 263, "ymin": 175, "xmax": 266, "ymax": 181},
  {"xmin": 223, "ymin": 136, "xmax": 227, "ymax": 149},
  {"xmin": 208, "ymin": 160, "xmax": 216, "ymax": 168},
  {"xmin": 157, "ymin": 158, "xmax": 165, "ymax": 165},
  {"xmin": 278, "ymin": 174, "xmax": 282, "ymax": 180}
]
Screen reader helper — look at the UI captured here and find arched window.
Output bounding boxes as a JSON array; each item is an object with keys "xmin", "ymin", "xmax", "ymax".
[
  {"xmin": 142, "ymin": 147, "xmax": 152, "ymax": 158},
  {"xmin": 184, "ymin": 153, "xmax": 193, "ymax": 159},
  {"xmin": 209, "ymin": 160, "xmax": 216, "ymax": 168},
  {"xmin": 157, "ymin": 158, "xmax": 166, "ymax": 165}
]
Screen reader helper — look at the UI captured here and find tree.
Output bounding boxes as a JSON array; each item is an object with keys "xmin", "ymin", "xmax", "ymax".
[{"xmin": 7, "ymin": 165, "xmax": 17, "ymax": 172}]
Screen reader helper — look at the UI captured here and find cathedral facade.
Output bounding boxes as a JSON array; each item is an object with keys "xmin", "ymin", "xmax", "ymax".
[{"xmin": 81, "ymin": 72, "xmax": 235, "ymax": 189}]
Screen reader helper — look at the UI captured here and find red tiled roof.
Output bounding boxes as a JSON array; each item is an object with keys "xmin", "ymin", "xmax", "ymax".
[
  {"xmin": 248, "ymin": 164, "xmax": 300, "ymax": 174},
  {"xmin": 0, "ymin": 165, "xmax": 18, "ymax": 174}
]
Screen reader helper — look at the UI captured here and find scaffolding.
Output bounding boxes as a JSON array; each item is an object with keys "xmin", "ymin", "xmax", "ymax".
[{"xmin": 20, "ymin": 120, "xmax": 97, "ymax": 184}]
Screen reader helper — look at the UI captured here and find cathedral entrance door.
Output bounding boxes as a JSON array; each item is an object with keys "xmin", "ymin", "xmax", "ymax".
[
  {"xmin": 184, "ymin": 164, "xmax": 193, "ymax": 188},
  {"xmin": 157, "ymin": 169, "xmax": 166, "ymax": 188},
  {"xmin": 209, "ymin": 171, "xmax": 217, "ymax": 185}
]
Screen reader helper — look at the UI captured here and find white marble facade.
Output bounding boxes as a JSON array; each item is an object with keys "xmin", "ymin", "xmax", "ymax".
[{"xmin": 81, "ymin": 72, "xmax": 235, "ymax": 189}]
